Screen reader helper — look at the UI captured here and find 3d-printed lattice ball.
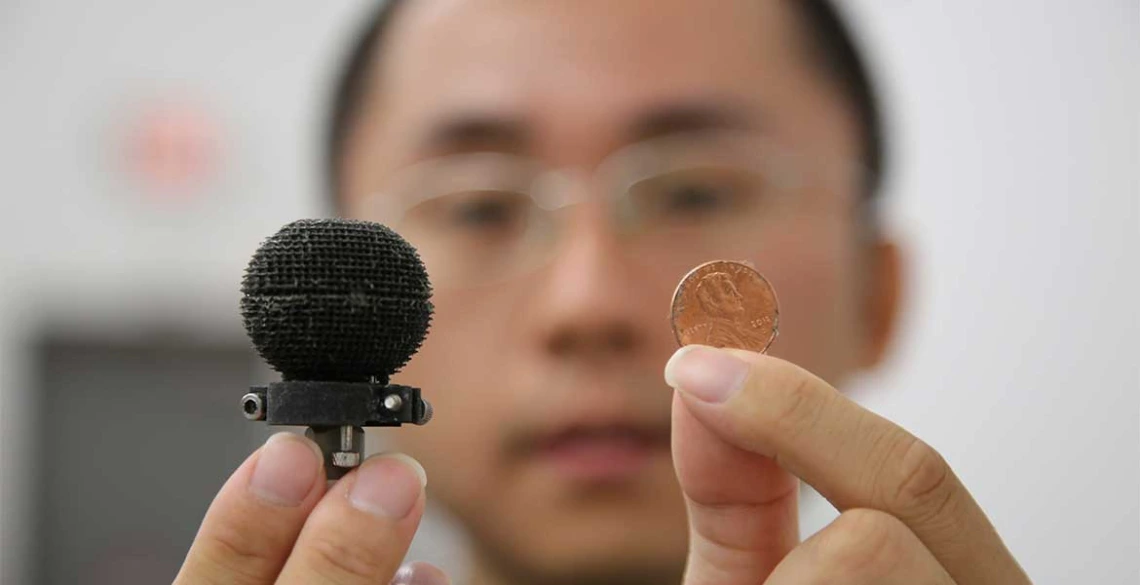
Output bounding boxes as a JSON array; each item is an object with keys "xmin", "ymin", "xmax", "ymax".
[{"xmin": 240, "ymin": 219, "xmax": 433, "ymax": 383}]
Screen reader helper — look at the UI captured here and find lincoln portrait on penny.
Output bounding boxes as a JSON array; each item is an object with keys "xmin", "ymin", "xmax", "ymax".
[{"xmin": 692, "ymin": 271, "xmax": 772, "ymax": 350}]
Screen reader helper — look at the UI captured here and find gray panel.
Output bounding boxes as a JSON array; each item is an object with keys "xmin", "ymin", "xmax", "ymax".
[{"xmin": 31, "ymin": 336, "xmax": 268, "ymax": 585}]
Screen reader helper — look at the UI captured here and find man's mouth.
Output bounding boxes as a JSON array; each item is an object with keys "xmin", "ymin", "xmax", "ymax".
[{"xmin": 531, "ymin": 423, "xmax": 672, "ymax": 482}]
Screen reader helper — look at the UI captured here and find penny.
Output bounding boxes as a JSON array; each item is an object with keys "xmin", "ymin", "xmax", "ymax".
[{"xmin": 670, "ymin": 260, "xmax": 780, "ymax": 354}]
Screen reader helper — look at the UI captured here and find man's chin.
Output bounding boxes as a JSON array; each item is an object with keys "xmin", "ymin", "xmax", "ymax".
[
  {"xmin": 461, "ymin": 492, "xmax": 688, "ymax": 585},
  {"xmin": 469, "ymin": 531, "xmax": 687, "ymax": 585}
]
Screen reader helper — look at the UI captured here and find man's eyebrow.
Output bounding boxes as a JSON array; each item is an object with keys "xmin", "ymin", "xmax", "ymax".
[
  {"xmin": 416, "ymin": 114, "xmax": 530, "ymax": 155},
  {"xmin": 629, "ymin": 101, "xmax": 757, "ymax": 141},
  {"xmin": 413, "ymin": 102, "xmax": 753, "ymax": 155}
]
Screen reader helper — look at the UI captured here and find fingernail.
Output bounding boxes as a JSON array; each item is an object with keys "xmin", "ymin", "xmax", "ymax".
[
  {"xmin": 391, "ymin": 561, "xmax": 452, "ymax": 585},
  {"xmin": 349, "ymin": 453, "xmax": 426, "ymax": 519},
  {"xmin": 249, "ymin": 433, "xmax": 322, "ymax": 506},
  {"xmin": 664, "ymin": 345, "xmax": 749, "ymax": 403}
]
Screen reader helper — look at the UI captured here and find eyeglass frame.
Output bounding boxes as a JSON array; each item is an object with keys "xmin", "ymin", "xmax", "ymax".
[{"xmin": 358, "ymin": 129, "xmax": 875, "ymax": 288}]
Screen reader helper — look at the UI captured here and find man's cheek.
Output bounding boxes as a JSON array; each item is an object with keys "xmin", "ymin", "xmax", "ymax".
[
  {"xmin": 395, "ymin": 289, "xmax": 507, "ymax": 382},
  {"xmin": 382, "ymin": 389, "xmax": 507, "ymax": 509},
  {"xmin": 393, "ymin": 332, "xmax": 508, "ymax": 452},
  {"xmin": 759, "ymin": 240, "xmax": 856, "ymax": 376}
]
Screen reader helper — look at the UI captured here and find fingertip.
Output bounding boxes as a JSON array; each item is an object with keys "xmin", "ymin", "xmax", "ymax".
[
  {"xmin": 376, "ymin": 452, "xmax": 428, "ymax": 488},
  {"xmin": 391, "ymin": 561, "xmax": 452, "ymax": 585},
  {"xmin": 665, "ymin": 344, "xmax": 750, "ymax": 404},
  {"xmin": 268, "ymin": 431, "xmax": 326, "ymax": 466},
  {"xmin": 249, "ymin": 432, "xmax": 325, "ymax": 506},
  {"xmin": 347, "ymin": 453, "xmax": 426, "ymax": 519},
  {"xmin": 664, "ymin": 344, "xmax": 703, "ymax": 389}
]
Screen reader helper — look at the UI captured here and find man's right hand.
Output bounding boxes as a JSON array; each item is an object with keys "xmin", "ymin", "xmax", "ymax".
[{"xmin": 173, "ymin": 432, "xmax": 449, "ymax": 585}]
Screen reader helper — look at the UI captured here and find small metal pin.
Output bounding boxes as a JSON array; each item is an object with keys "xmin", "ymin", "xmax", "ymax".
[
  {"xmin": 307, "ymin": 426, "xmax": 364, "ymax": 475},
  {"xmin": 333, "ymin": 424, "xmax": 360, "ymax": 467}
]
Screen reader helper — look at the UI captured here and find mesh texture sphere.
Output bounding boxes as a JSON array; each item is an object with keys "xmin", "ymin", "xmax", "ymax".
[{"xmin": 240, "ymin": 219, "xmax": 433, "ymax": 382}]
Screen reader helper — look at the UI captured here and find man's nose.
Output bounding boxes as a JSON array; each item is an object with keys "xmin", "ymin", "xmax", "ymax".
[{"xmin": 528, "ymin": 205, "xmax": 649, "ymax": 362}]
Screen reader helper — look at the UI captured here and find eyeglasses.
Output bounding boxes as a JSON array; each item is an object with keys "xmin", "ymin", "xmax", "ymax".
[{"xmin": 358, "ymin": 131, "xmax": 863, "ymax": 289}]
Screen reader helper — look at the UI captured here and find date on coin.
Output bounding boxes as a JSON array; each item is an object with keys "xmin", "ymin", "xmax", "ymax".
[{"xmin": 670, "ymin": 260, "xmax": 780, "ymax": 354}]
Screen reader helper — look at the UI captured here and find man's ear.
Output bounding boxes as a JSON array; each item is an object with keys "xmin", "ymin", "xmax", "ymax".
[{"xmin": 861, "ymin": 238, "xmax": 903, "ymax": 368}]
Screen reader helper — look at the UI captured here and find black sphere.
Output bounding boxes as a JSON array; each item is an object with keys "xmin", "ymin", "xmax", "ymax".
[{"xmin": 240, "ymin": 219, "xmax": 433, "ymax": 383}]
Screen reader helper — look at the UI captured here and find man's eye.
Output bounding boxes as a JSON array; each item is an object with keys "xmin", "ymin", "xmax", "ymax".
[
  {"xmin": 632, "ymin": 168, "xmax": 758, "ymax": 224},
  {"xmin": 660, "ymin": 183, "xmax": 733, "ymax": 215},
  {"xmin": 446, "ymin": 191, "xmax": 530, "ymax": 231}
]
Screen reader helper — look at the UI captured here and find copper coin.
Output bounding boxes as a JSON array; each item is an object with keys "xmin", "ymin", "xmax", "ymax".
[{"xmin": 670, "ymin": 260, "xmax": 780, "ymax": 353}]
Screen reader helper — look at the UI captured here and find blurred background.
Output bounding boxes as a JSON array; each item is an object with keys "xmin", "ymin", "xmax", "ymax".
[{"xmin": 0, "ymin": 1, "xmax": 1136, "ymax": 583}]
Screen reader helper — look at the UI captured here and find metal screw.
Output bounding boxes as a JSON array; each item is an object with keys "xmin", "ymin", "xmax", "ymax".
[
  {"xmin": 383, "ymin": 394, "xmax": 404, "ymax": 411},
  {"xmin": 241, "ymin": 393, "xmax": 265, "ymax": 421}
]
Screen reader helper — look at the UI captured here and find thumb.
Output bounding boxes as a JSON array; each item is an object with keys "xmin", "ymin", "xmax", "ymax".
[{"xmin": 671, "ymin": 389, "xmax": 799, "ymax": 585}]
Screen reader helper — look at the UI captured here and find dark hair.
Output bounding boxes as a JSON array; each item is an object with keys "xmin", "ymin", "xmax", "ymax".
[{"xmin": 325, "ymin": 0, "xmax": 885, "ymax": 207}]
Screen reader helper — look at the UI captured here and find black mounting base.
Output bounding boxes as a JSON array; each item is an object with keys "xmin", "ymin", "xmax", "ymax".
[
  {"xmin": 242, "ymin": 381, "xmax": 431, "ymax": 427},
  {"xmin": 240, "ymin": 381, "xmax": 432, "ymax": 480}
]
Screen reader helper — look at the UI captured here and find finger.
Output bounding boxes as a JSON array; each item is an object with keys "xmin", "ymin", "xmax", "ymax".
[
  {"xmin": 764, "ymin": 508, "xmax": 955, "ymax": 584},
  {"xmin": 174, "ymin": 432, "xmax": 326, "ymax": 585},
  {"xmin": 672, "ymin": 392, "xmax": 799, "ymax": 585},
  {"xmin": 391, "ymin": 561, "xmax": 453, "ymax": 585},
  {"xmin": 276, "ymin": 453, "xmax": 427, "ymax": 585},
  {"xmin": 665, "ymin": 345, "xmax": 1030, "ymax": 585}
]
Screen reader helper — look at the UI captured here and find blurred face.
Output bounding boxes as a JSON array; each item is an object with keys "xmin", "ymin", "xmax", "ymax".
[{"xmin": 340, "ymin": 0, "xmax": 890, "ymax": 582}]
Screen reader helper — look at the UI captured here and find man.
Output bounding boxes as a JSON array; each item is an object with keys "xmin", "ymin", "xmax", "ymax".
[{"xmin": 175, "ymin": 1, "xmax": 1031, "ymax": 583}]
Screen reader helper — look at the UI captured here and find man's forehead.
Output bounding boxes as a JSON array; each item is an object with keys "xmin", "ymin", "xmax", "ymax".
[
  {"xmin": 370, "ymin": 0, "xmax": 809, "ymax": 141},
  {"xmin": 337, "ymin": 0, "xmax": 867, "ymax": 188},
  {"xmin": 383, "ymin": 0, "xmax": 794, "ymax": 61}
]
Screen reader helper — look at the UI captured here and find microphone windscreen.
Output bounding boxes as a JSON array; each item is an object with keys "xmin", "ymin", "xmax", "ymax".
[{"xmin": 240, "ymin": 219, "xmax": 433, "ymax": 382}]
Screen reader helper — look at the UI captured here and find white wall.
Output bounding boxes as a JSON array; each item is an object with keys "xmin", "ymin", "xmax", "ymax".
[
  {"xmin": 1, "ymin": 1, "xmax": 1136, "ymax": 582},
  {"xmin": 841, "ymin": 2, "xmax": 1139, "ymax": 582}
]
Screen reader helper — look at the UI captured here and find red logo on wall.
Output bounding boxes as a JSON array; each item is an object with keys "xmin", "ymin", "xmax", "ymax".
[{"xmin": 122, "ymin": 99, "xmax": 222, "ymax": 198}]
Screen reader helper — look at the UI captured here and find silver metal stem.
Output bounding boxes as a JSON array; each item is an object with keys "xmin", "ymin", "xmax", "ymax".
[
  {"xmin": 305, "ymin": 425, "xmax": 365, "ymax": 480},
  {"xmin": 340, "ymin": 425, "xmax": 354, "ymax": 451}
]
